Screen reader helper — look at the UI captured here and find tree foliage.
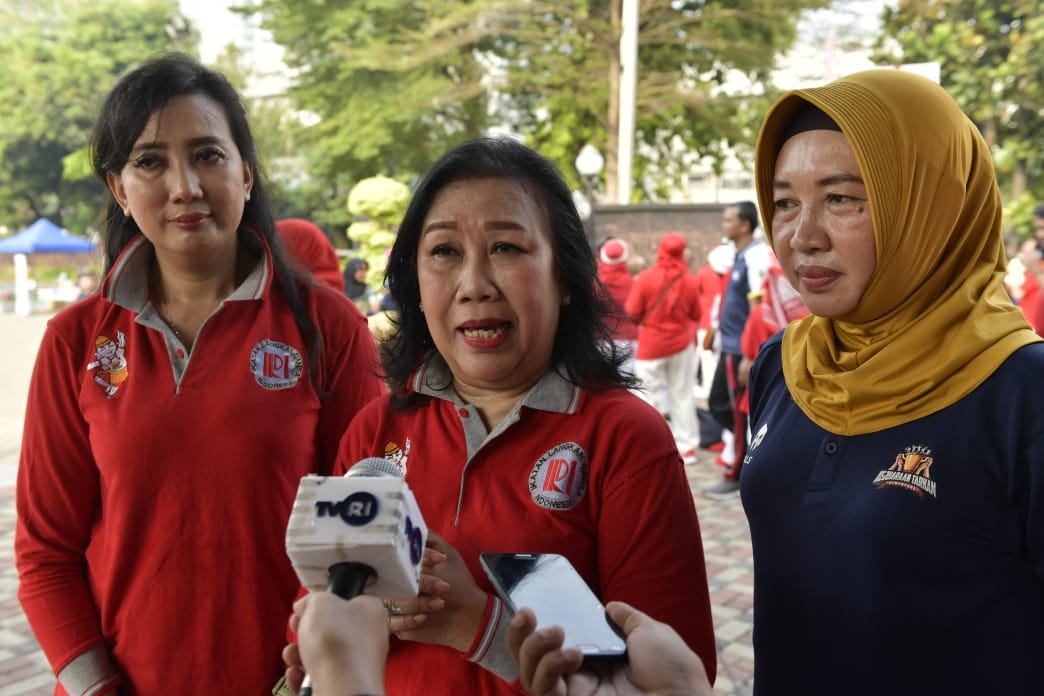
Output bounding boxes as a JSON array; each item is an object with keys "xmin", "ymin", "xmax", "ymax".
[
  {"xmin": 872, "ymin": 0, "xmax": 1044, "ymax": 235},
  {"xmin": 249, "ymin": 0, "xmax": 826, "ymax": 202},
  {"xmin": 0, "ymin": 0, "xmax": 196, "ymax": 234},
  {"xmin": 499, "ymin": 0, "xmax": 828, "ymax": 200},
  {"xmin": 206, "ymin": 44, "xmax": 347, "ymax": 239},
  {"xmin": 346, "ymin": 175, "xmax": 411, "ymax": 281}
]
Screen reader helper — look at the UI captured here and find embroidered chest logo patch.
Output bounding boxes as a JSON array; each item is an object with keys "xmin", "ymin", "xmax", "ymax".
[
  {"xmin": 750, "ymin": 422, "xmax": 768, "ymax": 451},
  {"xmin": 249, "ymin": 339, "xmax": 303, "ymax": 390},
  {"xmin": 873, "ymin": 444, "xmax": 937, "ymax": 499},
  {"xmin": 87, "ymin": 331, "xmax": 129, "ymax": 398},
  {"xmin": 529, "ymin": 442, "xmax": 588, "ymax": 511},
  {"xmin": 382, "ymin": 437, "xmax": 411, "ymax": 477},
  {"xmin": 741, "ymin": 422, "xmax": 769, "ymax": 469}
]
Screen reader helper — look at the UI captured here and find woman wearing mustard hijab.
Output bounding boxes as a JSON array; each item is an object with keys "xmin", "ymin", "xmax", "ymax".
[{"xmin": 741, "ymin": 70, "xmax": 1043, "ymax": 693}]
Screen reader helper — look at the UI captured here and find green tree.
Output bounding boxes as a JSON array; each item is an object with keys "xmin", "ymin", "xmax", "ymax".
[
  {"xmin": 248, "ymin": 0, "xmax": 826, "ymax": 202},
  {"xmin": 346, "ymin": 175, "xmax": 411, "ymax": 282},
  {"xmin": 0, "ymin": 0, "xmax": 197, "ymax": 235},
  {"xmin": 873, "ymin": 0, "xmax": 1044, "ymax": 235},
  {"xmin": 248, "ymin": 0, "xmax": 490, "ymax": 189},
  {"xmin": 498, "ymin": 0, "xmax": 828, "ymax": 201},
  {"xmin": 208, "ymin": 45, "xmax": 348, "ymax": 238}
]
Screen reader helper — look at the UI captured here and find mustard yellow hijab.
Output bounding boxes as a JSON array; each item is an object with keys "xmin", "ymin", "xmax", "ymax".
[{"xmin": 754, "ymin": 70, "xmax": 1040, "ymax": 436}]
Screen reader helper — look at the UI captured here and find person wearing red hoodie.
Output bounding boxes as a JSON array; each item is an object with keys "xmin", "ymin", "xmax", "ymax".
[
  {"xmin": 276, "ymin": 218, "xmax": 346, "ymax": 293},
  {"xmin": 1009, "ymin": 238, "xmax": 1042, "ymax": 335},
  {"xmin": 1031, "ymin": 203, "xmax": 1044, "ymax": 335},
  {"xmin": 735, "ymin": 252, "xmax": 809, "ymax": 418},
  {"xmin": 596, "ymin": 238, "xmax": 640, "ymax": 376},
  {"xmin": 626, "ymin": 232, "xmax": 702, "ymax": 463}
]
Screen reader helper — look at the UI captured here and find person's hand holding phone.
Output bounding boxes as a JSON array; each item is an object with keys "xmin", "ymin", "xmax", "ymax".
[
  {"xmin": 480, "ymin": 552, "xmax": 627, "ymax": 660},
  {"xmin": 506, "ymin": 601, "xmax": 712, "ymax": 696}
]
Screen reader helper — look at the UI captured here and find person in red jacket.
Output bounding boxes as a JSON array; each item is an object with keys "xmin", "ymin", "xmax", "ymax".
[
  {"xmin": 1030, "ymin": 203, "xmax": 1044, "ymax": 336},
  {"xmin": 736, "ymin": 253, "xmax": 809, "ymax": 417},
  {"xmin": 283, "ymin": 137, "xmax": 717, "ymax": 695},
  {"xmin": 276, "ymin": 217, "xmax": 346, "ymax": 293},
  {"xmin": 626, "ymin": 232, "xmax": 702, "ymax": 463},
  {"xmin": 596, "ymin": 238, "xmax": 639, "ymax": 376},
  {"xmin": 15, "ymin": 54, "xmax": 385, "ymax": 695},
  {"xmin": 1005, "ymin": 237, "xmax": 1041, "ymax": 335}
]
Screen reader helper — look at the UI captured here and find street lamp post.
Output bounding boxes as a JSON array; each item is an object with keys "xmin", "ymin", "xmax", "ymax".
[{"xmin": 574, "ymin": 144, "xmax": 605, "ymax": 246}]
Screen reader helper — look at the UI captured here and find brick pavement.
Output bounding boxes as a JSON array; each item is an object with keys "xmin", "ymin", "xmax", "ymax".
[
  {"xmin": 0, "ymin": 311, "xmax": 754, "ymax": 695},
  {"xmin": 1, "ymin": 311, "xmax": 54, "ymax": 696}
]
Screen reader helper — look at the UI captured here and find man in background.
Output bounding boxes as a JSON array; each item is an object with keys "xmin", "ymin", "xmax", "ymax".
[{"xmin": 704, "ymin": 202, "xmax": 772, "ymax": 499}]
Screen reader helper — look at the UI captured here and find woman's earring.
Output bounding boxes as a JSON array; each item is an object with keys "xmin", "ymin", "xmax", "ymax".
[
  {"xmin": 122, "ymin": 207, "xmax": 131, "ymax": 217},
  {"xmin": 562, "ymin": 294, "xmax": 571, "ymax": 305},
  {"xmin": 419, "ymin": 302, "xmax": 424, "ymax": 313},
  {"xmin": 245, "ymin": 189, "xmax": 252, "ymax": 202}
]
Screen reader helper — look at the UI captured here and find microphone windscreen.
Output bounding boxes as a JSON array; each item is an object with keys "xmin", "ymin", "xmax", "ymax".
[
  {"xmin": 287, "ymin": 466, "xmax": 428, "ymax": 598},
  {"xmin": 345, "ymin": 457, "xmax": 402, "ymax": 478}
]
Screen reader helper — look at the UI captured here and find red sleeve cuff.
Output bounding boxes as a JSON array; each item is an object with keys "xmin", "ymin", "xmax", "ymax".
[{"xmin": 463, "ymin": 593, "xmax": 504, "ymax": 662}]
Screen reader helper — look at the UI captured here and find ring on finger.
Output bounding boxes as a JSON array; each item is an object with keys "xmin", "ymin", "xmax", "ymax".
[{"xmin": 384, "ymin": 600, "xmax": 405, "ymax": 615}]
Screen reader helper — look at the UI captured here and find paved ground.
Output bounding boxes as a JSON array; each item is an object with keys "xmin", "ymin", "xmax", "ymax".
[
  {"xmin": 0, "ymin": 311, "xmax": 54, "ymax": 695},
  {"xmin": 0, "ymin": 310, "xmax": 754, "ymax": 695}
]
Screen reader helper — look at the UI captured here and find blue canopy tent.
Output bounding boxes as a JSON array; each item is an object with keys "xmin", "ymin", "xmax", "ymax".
[
  {"xmin": 0, "ymin": 218, "xmax": 96, "ymax": 254},
  {"xmin": 0, "ymin": 218, "xmax": 98, "ymax": 316}
]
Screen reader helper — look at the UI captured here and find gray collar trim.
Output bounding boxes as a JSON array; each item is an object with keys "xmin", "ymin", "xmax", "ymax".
[
  {"xmin": 410, "ymin": 352, "xmax": 581, "ymax": 415},
  {"xmin": 104, "ymin": 234, "xmax": 267, "ymax": 313}
]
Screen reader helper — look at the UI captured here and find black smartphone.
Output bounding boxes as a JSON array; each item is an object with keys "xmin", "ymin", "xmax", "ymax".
[{"xmin": 479, "ymin": 552, "xmax": 627, "ymax": 661}]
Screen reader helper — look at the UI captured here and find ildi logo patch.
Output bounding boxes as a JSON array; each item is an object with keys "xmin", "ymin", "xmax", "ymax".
[
  {"xmin": 249, "ymin": 339, "xmax": 303, "ymax": 390},
  {"xmin": 529, "ymin": 442, "xmax": 588, "ymax": 511}
]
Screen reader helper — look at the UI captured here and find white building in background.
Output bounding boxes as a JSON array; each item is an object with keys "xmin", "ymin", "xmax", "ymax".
[
  {"xmin": 682, "ymin": 0, "xmax": 895, "ymax": 205},
  {"xmin": 681, "ymin": 47, "xmax": 880, "ymax": 205},
  {"xmin": 684, "ymin": 155, "xmax": 757, "ymax": 205}
]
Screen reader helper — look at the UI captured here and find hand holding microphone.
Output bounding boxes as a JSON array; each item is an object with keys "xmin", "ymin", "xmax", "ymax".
[
  {"xmin": 284, "ymin": 457, "xmax": 429, "ymax": 695},
  {"xmin": 283, "ymin": 592, "xmax": 389, "ymax": 696}
]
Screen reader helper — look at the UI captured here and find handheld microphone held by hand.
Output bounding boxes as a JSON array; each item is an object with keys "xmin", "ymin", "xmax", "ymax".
[{"xmin": 286, "ymin": 457, "xmax": 428, "ymax": 695}]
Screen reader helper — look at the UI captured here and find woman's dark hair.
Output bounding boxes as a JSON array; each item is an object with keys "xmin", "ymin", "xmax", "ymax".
[
  {"xmin": 89, "ymin": 52, "xmax": 323, "ymax": 387},
  {"xmin": 382, "ymin": 136, "xmax": 637, "ymax": 403}
]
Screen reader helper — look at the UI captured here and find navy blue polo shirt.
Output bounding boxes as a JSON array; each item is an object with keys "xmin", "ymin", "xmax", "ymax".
[
  {"xmin": 742, "ymin": 334, "xmax": 1044, "ymax": 694},
  {"xmin": 719, "ymin": 239, "xmax": 770, "ymax": 355}
]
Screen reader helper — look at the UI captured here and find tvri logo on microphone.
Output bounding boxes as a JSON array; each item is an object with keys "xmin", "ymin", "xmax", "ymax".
[{"xmin": 315, "ymin": 492, "xmax": 424, "ymax": 565}]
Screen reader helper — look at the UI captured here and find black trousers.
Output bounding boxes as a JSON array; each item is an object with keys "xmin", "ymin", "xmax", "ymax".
[
  {"xmin": 708, "ymin": 352, "xmax": 748, "ymax": 481},
  {"xmin": 708, "ymin": 352, "xmax": 742, "ymax": 432}
]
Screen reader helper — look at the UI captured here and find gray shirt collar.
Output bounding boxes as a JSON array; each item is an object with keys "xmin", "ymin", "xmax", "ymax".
[{"xmin": 410, "ymin": 352, "xmax": 582, "ymax": 415}]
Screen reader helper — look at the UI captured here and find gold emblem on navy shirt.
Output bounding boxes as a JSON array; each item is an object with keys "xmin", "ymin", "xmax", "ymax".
[
  {"xmin": 87, "ymin": 330, "xmax": 129, "ymax": 398},
  {"xmin": 529, "ymin": 442, "xmax": 589, "ymax": 511},
  {"xmin": 873, "ymin": 445, "xmax": 937, "ymax": 499}
]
